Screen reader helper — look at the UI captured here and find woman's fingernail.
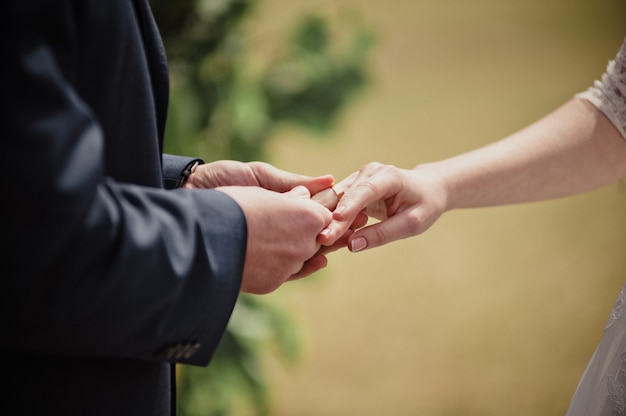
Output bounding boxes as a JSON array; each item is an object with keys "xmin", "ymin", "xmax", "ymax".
[
  {"xmin": 351, "ymin": 237, "xmax": 367, "ymax": 252},
  {"xmin": 334, "ymin": 205, "xmax": 346, "ymax": 215}
]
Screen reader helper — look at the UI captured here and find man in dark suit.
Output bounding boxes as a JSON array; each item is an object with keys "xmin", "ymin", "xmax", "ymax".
[{"xmin": 0, "ymin": 1, "xmax": 340, "ymax": 414}]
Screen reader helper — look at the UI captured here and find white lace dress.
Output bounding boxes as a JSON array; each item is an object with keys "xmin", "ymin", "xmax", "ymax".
[{"xmin": 566, "ymin": 37, "xmax": 626, "ymax": 416}]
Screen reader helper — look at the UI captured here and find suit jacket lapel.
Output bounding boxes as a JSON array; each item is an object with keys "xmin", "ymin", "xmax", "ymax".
[{"xmin": 131, "ymin": 0, "xmax": 170, "ymax": 154}]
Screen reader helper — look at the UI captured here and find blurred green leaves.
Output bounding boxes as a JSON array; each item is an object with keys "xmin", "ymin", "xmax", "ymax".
[
  {"xmin": 153, "ymin": 0, "xmax": 372, "ymax": 161},
  {"xmin": 150, "ymin": 0, "xmax": 372, "ymax": 414},
  {"xmin": 176, "ymin": 296, "xmax": 302, "ymax": 416},
  {"xmin": 264, "ymin": 14, "xmax": 372, "ymax": 136}
]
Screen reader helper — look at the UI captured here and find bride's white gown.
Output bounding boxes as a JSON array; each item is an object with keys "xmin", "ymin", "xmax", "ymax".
[
  {"xmin": 566, "ymin": 37, "xmax": 626, "ymax": 416},
  {"xmin": 566, "ymin": 283, "xmax": 626, "ymax": 415}
]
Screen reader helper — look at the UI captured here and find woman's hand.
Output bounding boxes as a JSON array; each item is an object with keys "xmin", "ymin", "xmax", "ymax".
[{"xmin": 318, "ymin": 162, "xmax": 449, "ymax": 252}]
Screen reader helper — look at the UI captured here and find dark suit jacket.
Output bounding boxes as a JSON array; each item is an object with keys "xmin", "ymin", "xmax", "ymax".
[{"xmin": 0, "ymin": 1, "xmax": 247, "ymax": 414}]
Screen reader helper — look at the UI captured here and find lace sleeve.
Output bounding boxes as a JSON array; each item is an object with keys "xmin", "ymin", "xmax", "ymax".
[{"xmin": 575, "ymin": 37, "xmax": 626, "ymax": 140}]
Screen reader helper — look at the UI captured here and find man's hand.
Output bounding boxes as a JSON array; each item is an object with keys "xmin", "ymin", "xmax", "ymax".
[
  {"xmin": 216, "ymin": 185, "xmax": 333, "ymax": 294},
  {"xmin": 184, "ymin": 160, "xmax": 334, "ymax": 196}
]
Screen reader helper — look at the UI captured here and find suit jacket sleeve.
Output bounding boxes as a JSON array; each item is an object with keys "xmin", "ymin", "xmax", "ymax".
[
  {"xmin": 0, "ymin": 1, "xmax": 246, "ymax": 366},
  {"xmin": 162, "ymin": 154, "xmax": 204, "ymax": 189}
]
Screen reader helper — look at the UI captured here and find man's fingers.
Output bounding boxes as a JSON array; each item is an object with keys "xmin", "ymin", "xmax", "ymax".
[
  {"xmin": 286, "ymin": 185, "xmax": 312, "ymax": 199},
  {"xmin": 288, "ymin": 254, "xmax": 328, "ymax": 280},
  {"xmin": 250, "ymin": 161, "xmax": 335, "ymax": 194}
]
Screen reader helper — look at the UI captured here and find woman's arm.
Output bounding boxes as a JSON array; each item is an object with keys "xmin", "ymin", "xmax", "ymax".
[
  {"xmin": 321, "ymin": 35, "xmax": 626, "ymax": 252},
  {"xmin": 320, "ymin": 98, "xmax": 626, "ymax": 251},
  {"xmin": 433, "ymin": 98, "xmax": 626, "ymax": 210}
]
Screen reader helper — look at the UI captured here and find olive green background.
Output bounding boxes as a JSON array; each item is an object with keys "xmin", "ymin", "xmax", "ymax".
[{"xmin": 238, "ymin": 0, "xmax": 625, "ymax": 414}]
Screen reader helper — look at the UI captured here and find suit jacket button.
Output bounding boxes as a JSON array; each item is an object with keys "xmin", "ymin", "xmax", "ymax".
[
  {"xmin": 155, "ymin": 342, "xmax": 201, "ymax": 361},
  {"xmin": 182, "ymin": 342, "xmax": 201, "ymax": 359}
]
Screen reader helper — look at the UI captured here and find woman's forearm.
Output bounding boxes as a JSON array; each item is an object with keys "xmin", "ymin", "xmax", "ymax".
[{"xmin": 425, "ymin": 98, "xmax": 626, "ymax": 211}]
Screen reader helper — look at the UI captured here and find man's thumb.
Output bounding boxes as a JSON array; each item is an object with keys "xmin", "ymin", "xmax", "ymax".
[{"xmin": 286, "ymin": 185, "xmax": 311, "ymax": 199}]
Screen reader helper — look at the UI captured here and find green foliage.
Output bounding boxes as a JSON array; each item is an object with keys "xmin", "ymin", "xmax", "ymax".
[
  {"xmin": 176, "ymin": 296, "xmax": 302, "ymax": 416},
  {"xmin": 153, "ymin": 0, "xmax": 372, "ymax": 162},
  {"xmin": 150, "ymin": 0, "xmax": 372, "ymax": 414},
  {"xmin": 263, "ymin": 14, "xmax": 371, "ymax": 137}
]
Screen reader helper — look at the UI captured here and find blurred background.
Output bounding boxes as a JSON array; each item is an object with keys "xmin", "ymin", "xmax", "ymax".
[{"xmin": 152, "ymin": 0, "xmax": 626, "ymax": 415}]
